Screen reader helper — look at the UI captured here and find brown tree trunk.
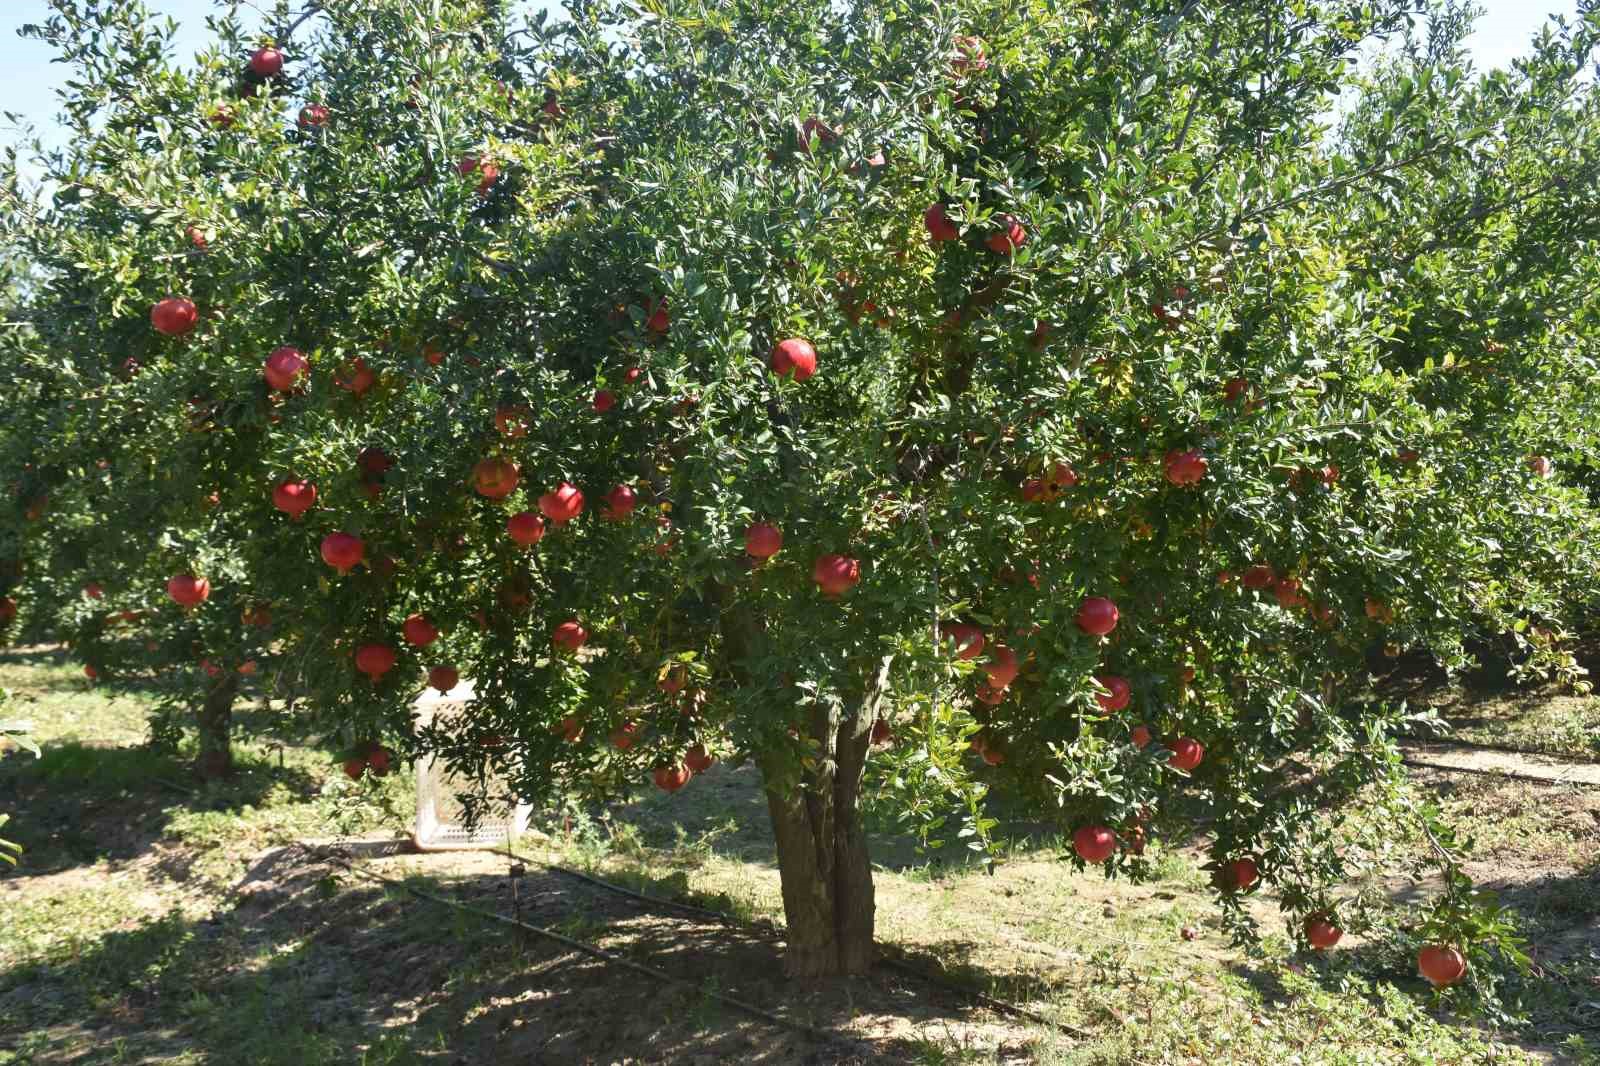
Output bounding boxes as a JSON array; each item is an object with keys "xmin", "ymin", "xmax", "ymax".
[
  {"xmin": 759, "ymin": 656, "xmax": 890, "ymax": 978},
  {"xmin": 195, "ymin": 675, "xmax": 238, "ymax": 780}
]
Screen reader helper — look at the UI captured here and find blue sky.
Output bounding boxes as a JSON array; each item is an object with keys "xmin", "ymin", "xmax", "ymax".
[{"xmin": 0, "ymin": 0, "xmax": 1581, "ymax": 159}]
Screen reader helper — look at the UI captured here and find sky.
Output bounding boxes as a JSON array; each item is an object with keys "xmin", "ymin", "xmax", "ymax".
[{"xmin": 0, "ymin": 0, "xmax": 1583, "ymax": 162}]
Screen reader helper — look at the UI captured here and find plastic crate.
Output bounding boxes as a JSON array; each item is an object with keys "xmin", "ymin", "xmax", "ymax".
[{"xmin": 413, "ymin": 680, "xmax": 532, "ymax": 851}]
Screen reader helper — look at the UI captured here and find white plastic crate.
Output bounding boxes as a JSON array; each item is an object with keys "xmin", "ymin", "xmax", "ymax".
[{"xmin": 413, "ymin": 679, "xmax": 532, "ymax": 851}]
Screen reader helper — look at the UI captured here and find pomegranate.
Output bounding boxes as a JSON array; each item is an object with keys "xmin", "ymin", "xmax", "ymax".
[
  {"xmin": 507, "ymin": 511, "xmax": 546, "ymax": 547},
  {"xmin": 402, "ymin": 614, "xmax": 439, "ymax": 647},
  {"xmin": 357, "ymin": 447, "xmax": 393, "ymax": 476},
  {"xmin": 84, "ymin": 664, "xmax": 98, "ymax": 680},
  {"xmin": 983, "ymin": 645, "xmax": 1019, "ymax": 690},
  {"xmin": 551, "ymin": 620, "xmax": 588, "ymax": 653},
  {"xmin": 539, "ymin": 482, "xmax": 585, "ymax": 523},
  {"xmin": 83, "ymin": 583, "xmax": 104, "ymax": 600},
  {"xmin": 1076, "ymin": 596, "xmax": 1119, "ymax": 636},
  {"xmin": 354, "ymin": 643, "xmax": 397, "ymax": 681},
  {"xmin": 654, "ymin": 763, "xmax": 693, "ymax": 792},
  {"xmin": 166, "ymin": 574, "xmax": 211, "ymax": 607},
  {"xmin": 1162, "ymin": 448, "xmax": 1208, "ymax": 486},
  {"xmin": 272, "ymin": 478, "xmax": 317, "ymax": 519},
  {"xmin": 1046, "ymin": 461, "xmax": 1078, "ymax": 489},
  {"xmin": 210, "ymin": 105, "xmax": 235, "ymax": 128},
  {"xmin": 1241, "ymin": 564, "xmax": 1276, "ymax": 589},
  {"xmin": 1274, "ymin": 578, "xmax": 1309, "ymax": 610},
  {"xmin": 1073, "ymin": 825, "xmax": 1117, "ymax": 863},
  {"xmin": 427, "ymin": 665, "xmax": 460, "ymax": 694},
  {"xmin": 1418, "ymin": 944, "xmax": 1467, "ymax": 987},
  {"xmin": 685, "ymin": 743, "xmax": 715, "ymax": 773},
  {"xmin": 812, "ymin": 553, "xmax": 861, "ymax": 597},
  {"xmin": 1528, "ymin": 455, "xmax": 1554, "ymax": 479},
  {"xmin": 644, "ymin": 298, "xmax": 669, "ymax": 333},
  {"xmin": 975, "ymin": 684, "xmax": 1006, "ymax": 706},
  {"xmin": 623, "ymin": 366, "xmax": 642, "ymax": 384},
  {"xmin": 593, "ymin": 389, "xmax": 616, "ymax": 412},
  {"xmin": 1130, "ymin": 724, "xmax": 1152, "ymax": 749},
  {"xmin": 320, "ymin": 532, "xmax": 365, "ymax": 575},
  {"xmin": 242, "ymin": 605, "xmax": 272, "ymax": 627},
  {"xmin": 248, "ymin": 46, "xmax": 284, "ymax": 77},
  {"xmin": 263, "ymin": 346, "xmax": 308, "ymax": 392},
  {"xmin": 1095, "ymin": 674, "xmax": 1131, "ymax": 712},
  {"xmin": 558, "ymin": 716, "xmax": 584, "ymax": 742},
  {"xmin": 0, "ymin": 597, "xmax": 16, "ymax": 624},
  {"xmin": 658, "ymin": 664, "xmax": 687, "ymax": 694},
  {"xmin": 237, "ymin": 660, "xmax": 258, "ymax": 676},
  {"xmin": 473, "ymin": 457, "xmax": 520, "ymax": 500},
  {"xmin": 150, "ymin": 297, "xmax": 198, "ymax": 336},
  {"xmin": 941, "ymin": 622, "xmax": 985, "ymax": 661},
  {"xmin": 770, "ymin": 338, "xmax": 818, "ymax": 382},
  {"xmin": 1365, "ymin": 597, "xmax": 1394, "ymax": 623},
  {"xmin": 298, "ymin": 104, "xmax": 329, "ymax": 127},
  {"xmin": 367, "ymin": 747, "xmax": 392, "ymax": 775},
  {"xmin": 495, "ymin": 406, "xmax": 529, "ymax": 438},
  {"xmin": 949, "ymin": 35, "xmax": 988, "ymax": 75},
  {"xmin": 1305, "ymin": 916, "xmax": 1342, "ymax": 951},
  {"xmin": 609, "ymin": 720, "xmax": 638, "ymax": 749},
  {"xmin": 924, "ymin": 203, "xmax": 959, "ymax": 242},
  {"xmin": 1168, "ymin": 737, "xmax": 1204, "ymax": 772},
  {"xmin": 343, "ymin": 757, "xmax": 366, "ymax": 781},
  {"xmin": 986, "ymin": 214, "xmax": 1025, "ymax": 255},
  {"xmin": 602, "ymin": 484, "xmax": 638, "ymax": 521},
  {"xmin": 745, "ymin": 522, "xmax": 782, "ymax": 560},
  {"xmin": 1223, "ymin": 857, "xmax": 1259, "ymax": 891}
]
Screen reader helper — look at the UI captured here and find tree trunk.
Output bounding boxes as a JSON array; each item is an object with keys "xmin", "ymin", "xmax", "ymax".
[
  {"xmin": 195, "ymin": 675, "xmax": 238, "ymax": 780},
  {"xmin": 759, "ymin": 655, "xmax": 890, "ymax": 978}
]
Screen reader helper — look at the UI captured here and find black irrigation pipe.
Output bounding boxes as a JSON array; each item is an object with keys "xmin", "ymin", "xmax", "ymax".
[
  {"xmin": 530, "ymin": 855, "xmax": 1091, "ymax": 1039},
  {"xmin": 1398, "ymin": 735, "xmax": 1597, "ymax": 761},
  {"xmin": 322, "ymin": 851, "xmax": 862, "ymax": 1051}
]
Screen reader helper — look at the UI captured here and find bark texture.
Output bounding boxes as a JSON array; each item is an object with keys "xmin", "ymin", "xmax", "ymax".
[{"xmin": 195, "ymin": 675, "xmax": 238, "ymax": 780}]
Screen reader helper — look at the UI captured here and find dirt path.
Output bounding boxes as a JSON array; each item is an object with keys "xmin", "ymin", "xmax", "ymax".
[{"xmin": 1400, "ymin": 740, "xmax": 1600, "ymax": 786}]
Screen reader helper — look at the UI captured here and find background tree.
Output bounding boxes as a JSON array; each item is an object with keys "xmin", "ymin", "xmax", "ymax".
[{"xmin": 2, "ymin": 0, "xmax": 1598, "ymax": 981}]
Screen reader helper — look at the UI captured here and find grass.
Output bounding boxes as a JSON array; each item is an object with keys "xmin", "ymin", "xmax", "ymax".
[{"xmin": 1, "ymin": 646, "xmax": 1597, "ymax": 1065}]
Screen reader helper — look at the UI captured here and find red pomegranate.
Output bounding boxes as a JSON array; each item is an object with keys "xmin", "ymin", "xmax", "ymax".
[
  {"xmin": 658, "ymin": 664, "xmax": 687, "ymax": 694},
  {"xmin": 248, "ymin": 46, "xmax": 284, "ymax": 77},
  {"xmin": 242, "ymin": 605, "xmax": 272, "ymax": 627},
  {"xmin": 166, "ymin": 574, "xmax": 211, "ymax": 607},
  {"xmin": 1274, "ymin": 578, "xmax": 1309, "ymax": 610},
  {"xmin": 354, "ymin": 643, "xmax": 397, "ymax": 681},
  {"xmin": 330, "ymin": 358, "xmax": 374, "ymax": 395},
  {"xmin": 941, "ymin": 622, "xmax": 985, "ymax": 661},
  {"xmin": 1223, "ymin": 857, "xmax": 1259, "ymax": 892},
  {"xmin": 0, "ymin": 597, "xmax": 16, "ymax": 624},
  {"xmin": 983, "ymin": 645, "xmax": 1019, "ymax": 690},
  {"xmin": 1528, "ymin": 455, "xmax": 1554, "ymax": 479},
  {"xmin": 357, "ymin": 447, "xmax": 393, "ymax": 476},
  {"xmin": 83, "ymin": 664, "xmax": 99, "ymax": 680},
  {"xmin": 539, "ymin": 482, "xmax": 585, "ymax": 523},
  {"xmin": 986, "ymin": 214, "xmax": 1026, "ymax": 255},
  {"xmin": 1046, "ymin": 461, "xmax": 1078, "ymax": 489},
  {"xmin": 593, "ymin": 389, "xmax": 616, "ymax": 413},
  {"xmin": 924, "ymin": 203, "xmax": 959, "ymax": 242},
  {"xmin": 1095, "ymin": 674, "xmax": 1131, "ymax": 712},
  {"xmin": 1076, "ymin": 596, "xmax": 1119, "ymax": 636},
  {"xmin": 473, "ymin": 457, "xmax": 520, "ymax": 500},
  {"xmin": 494, "ymin": 406, "xmax": 529, "ymax": 438},
  {"xmin": 427, "ymin": 665, "xmax": 460, "ymax": 694},
  {"xmin": 949, "ymin": 34, "xmax": 988, "ymax": 74},
  {"xmin": 1418, "ymin": 944, "xmax": 1467, "ymax": 987},
  {"xmin": 770, "ymin": 338, "xmax": 818, "ymax": 382},
  {"xmin": 210, "ymin": 105, "xmax": 235, "ymax": 128},
  {"xmin": 975, "ymin": 684, "xmax": 1006, "ymax": 706},
  {"xmin": 812, "ymin": 554, "xmax": 861, "ymax": 597},
  {"xmin": 551, "ymin": 620, "xmax": 588, "ymax": 653},
  {"xmin": 745, "ymin": 522, "xmax": 782, "ymax": 560},
  {"xmin": 1241, "ymin": 564, "xmax": 1276, "ymax": 589},
  {"xmin": 685, "ymin": 743, "xmax": 715, "ymax": 773},
  {"xmin": 623, "ymin": 366, "xmax": 642, "ymax": 385},
  {"xmin": 343, "ymin": 756, "xmax": 366, "ymax": 781},
  {"xmin": 1305, "ymin": 916, "xmax": 1342, "ymax": 951},
  {"xmin": 654, "ymin": 763, "xmax": 693, "ymax": 792},
  {"xmin": 367, "ymin": 747, "xmax": 392, "ymax": 775},
  {"xmin": 1073, "ymin": 825, "xmax": 1117, "ymax": 863},
  {"xmin": 320, "ymin": 532, "xmax": 365, "ymax": 575},
  {"xmin": 644, "ymin": 298, "xmax": 669, "ymax": 333},
  {"xmin": 272, "ymin": 478, "xmax": 316, "ymax": 519},
  {"xmin": 1168, "ymin": 737, "xmax": 1204, "ymax": 772},
  {"xmin": 83, "ymin": 582, "xmax": 104, "ymax": 600},
  {"xmin": 150, "ymin": 297, "xmax": 198, "ymax": 336},
  {"xmin": 609, "ymin": 720, "xmax": 638, "ymax": 749},
  {"xmin": 1365, "ymin": 597, "xmax": 1394, "ymax": 623},
  {"xmin": 1162, "ymin": 448, "xmax": 1209, "ymax": 486},
  {"xmin": 507, "ymin": 511, "xmax": 546, "ymax": 547},
  {"xmin": 402, "ymin": 614, "xmax": 439, "ymax": 647},
  {"xmin": 1130, "ymin": 724, "xmax": 1152, "ymax": 749},
  {"xmin": 264, "ymin": 346, "xmax": 308, "ymax": 391},
  {"xmin": 602, "ymin": 484, "xmax": 638, "ymax": 521},
  {"xmin": 298, "ymin": 104, "xmax": 329, "ymax": 127}
]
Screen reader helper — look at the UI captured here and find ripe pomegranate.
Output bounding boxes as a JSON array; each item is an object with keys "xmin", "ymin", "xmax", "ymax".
[
  {"xmin": 812, "ymin": 554, "xmax": 861, "ymax": 597},
  {"xmin": 981, "ymin": 745, "xmax": 1005, "ymax": 766},
  {"xmin": 539, "ymin": 482, "xmax": 585, "ymax": 523},
  {"xmin": 949, "ymin": 34, "xmax": 988, "ymax": 75},
  {"xmin": 558, "ymin": 715, "xmax": 584, "ymax": 742},
  {"xmin": 658, "ymin": 664, "xmax": 687, "ymax": 694},
  {"xmin": 609, "ymin": 720, "xmax": 638, "ymax": 749},
  {"xmin": 354, "ymin": 643, "xmax": 397, "ymax": 681},
  {"xmin": 1076, "ymin": 596, "xmax": 1119, "ymax": 636},
  {"xmin": 0, "ymin": 597, "xmax": 16, "ymax": 624},
  {"xmin": 272, "ymin": 478, "xmax": 317, "ymax": 519},
  {"xmin": 1095, "ymin": 674, "xmax": 1131, "ymax": 712},
  {"xmin": 975, "ymin": 684, "xmax": 1006, "ymax": 706},
  {"xmin": 1365, "ymin": 597, "xmax": 1394, "ymax": 623},
  {"xmin": 602, "ymin": 484, "xmax": 638, "ymax": 521},
  {"xmin": 507, "ymin": 511, "xmax": 546, "ymax": 547},
  {"xmin": 242, "ymin": 605, "xmax": 272, "ymax": 627},
  {"xmin": 685, "ymin": 743, "xmax": 715, "ymax": 773},
  {"xmin": 237, "ymin": 660, "xmax": 258, "ymax": 676},
  {"xmin": 495, "ymin": 406, "xmax": 529, "ymax": 438},
  {"xmin": 248, "ymin": 46, "xmax": 284, "ymax": 77},
  {"xmin": 357, "ymin": 447, "xmax": 393, "ymax": 476},
  {"xmin": 210, "ymin": 105, "xmax": 235, "ymax": 128},
  {"xmin": 1241, "ymin": 564, "xmax": 1276, "ymax": 589},
  {"xmin": 593, "ymin": 389, "xmax": 616, "ymax": 413},
  {"xmin": 644, "ymin": 298, "xmax": 669, "ymax": 334},
  {"xmin": 986, "ymin": 214, "xmax": 1026, "ymax": 255},
  {"xmin": 1223, "ymin": 858, "xmax": 1259, "ymax": 891},
  {"xmin": 1274, "ymin": 578, "xmax": 1309, "ymax": 610},
  {"xmin": 83, "ymin": 583, "xmax": 104, "ymax": 600},
  {"xmin": 1162, "ymin": 448, "xmax": 1208, "ymax": 486},
  {"xmin": 423, "ymin": 344, "xmax": 445, "ymax": 366},
  {"xmin": 263, "ymin": 346, "xmax": 308, "ymax": 391},
  {"xmin": 473, "ymin": 457, "xmax": 520, "ymax": 500},
  {"xmin": 1020, "ymin": 478, "xmax": 1056, "ymax": 503},
  {"xmin": 552, "ymin": 620, "xmax": 588, "ymax": 653},
  {"xmin": 343, "ymin": 757, "xmax": 366, "ymax": 781},
  {"xmin": 745, "ymin": 522, "xmax": 782, "ymax": 560},
  {"xmin": 427, "ymin": 665, "xmax": 459, "ymax": 694},
  {"xmin": 185, "ymin": 225, "xmax": 208, "ymax": 249},
  {"xmin": 799, "ymin": 115, "xmax": 837, "ymax": 151},
  {"xmin": 166, "ymin": 574, "xmax": 211, "ymax": 607},
  {"xmin": 1396, "ymin": 447, "xmax": 1420, "ymax": 464},
  {"xmin": 367, "ymin": 747, "xmax": 392, "ymax": 775},
  {"xmin": 1073, "ymin": 825, "xmax": 1117, "ymax": 863},
  {"xmin": 84, "ymin": 664, "xmax": 98, "ymax": 680},
  {"xmin": 1046, "ymin": 461, "xmax": 1078, "ymax": 489},
  {"xmin": 1527, "ymin": 455, "xmax": 1554, "ymax": 479},
  {"xmin": 402, "ymin": 614, "xmax": 439, "ymax": 647},
  {"xmin": 1418, "ymin": 944, "xmax": 1467, "ymax": 988},
  {"xmin": 298, "ymin": 104, "xmax": 329, "ymax": 127},
  {"xmin": 941, "ymin": 622, "xmax": 985, "ymax": 661},
  {"xmin": 983, "ymin": 645, "xmax": 1020, "ymax": 690},
  {"xmin": 150, "ymin": 297, "xmax": 198, "ymax": 336},
  {"xmin": 924, "ymin": 203, "xmax": 959, "ymax": 242},
  {"xmin": 1130, "ymin": 724, "xmax": 1152, "ymax": 749},
  {"xmin": 320, "ymin": 532, "xmax": 365, "ymax": 575},
  {"xmin": 654, "ymin": 763, "xmax": 693, "ymax": 792},
  {"xmin": 1305, "ymin": 916, "xmax": 1342, "ymax": 951},
  {"xmin": 1168, "ymin": 737, "xmax": 1204, "ymax": 772},
  {"xmin": 623, "ymin": 366, "xmax": 642, "ymax": 385},
  {"xmin": 771, "ymin": 338, "xmax": 818, "ymax": 382}
]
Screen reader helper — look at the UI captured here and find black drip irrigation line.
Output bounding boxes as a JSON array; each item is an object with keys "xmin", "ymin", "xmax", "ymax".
[
  {"xmin": 319, "ymin": 849, "xmax": 863, "ymax": 1052},
  {"xmin": 527, "ymin": 854, "xmax": 1091, "ymax": 1039},
  {"xmin": 1398, "ymin": 734, "xmax": 1597, "ymax": 761}
]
